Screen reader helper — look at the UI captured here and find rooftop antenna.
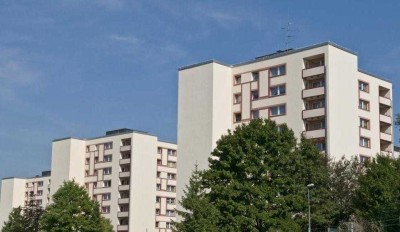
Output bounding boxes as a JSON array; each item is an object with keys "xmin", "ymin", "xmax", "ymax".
[{"xmin": 281, "ymin": 12, "xmax": 296, "ymax": 50}]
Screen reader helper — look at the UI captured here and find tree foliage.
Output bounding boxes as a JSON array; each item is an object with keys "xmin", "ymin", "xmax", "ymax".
[
  {"xmin": 176, "ymin": 119, "xmax": 336, "ymax": 231},
  {"xmin": 2, "ymin": 200, "xmax": 44, "ymax": 232},
  {"xmin": 353, "ymin": 155, "xmax": 400, "ymax": 232},
  {"xmin": 39, "ymin": 180, "xmax": 113, "ymax": 232}
]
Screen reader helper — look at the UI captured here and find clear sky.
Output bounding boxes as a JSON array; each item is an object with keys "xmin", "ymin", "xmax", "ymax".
[{"xmin": 0, "ymin": 0, "xmax": 399, "ymax": 180}]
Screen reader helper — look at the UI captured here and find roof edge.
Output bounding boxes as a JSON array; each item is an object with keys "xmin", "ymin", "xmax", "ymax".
[
  {"xmin": 358, "ymin": 69, "xmax": 392, "ymax": 83},
  {"xmin": 178, "ymin": 59, "xmax": 230, "ymax": 71}
]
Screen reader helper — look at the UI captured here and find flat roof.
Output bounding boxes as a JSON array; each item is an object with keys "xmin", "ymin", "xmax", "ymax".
[
  {"xmin": 53, "ymin": 128, "xmax": 155, "ymax": 142},
  {"xmin": 179, "ymin": 41, "xmax": 357, "ymax": 71}
]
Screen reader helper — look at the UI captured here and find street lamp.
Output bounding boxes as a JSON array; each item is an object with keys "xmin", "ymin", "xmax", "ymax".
[{"xmin": 307, "ymin": 183, "xmax": 315, "ymax": 232}]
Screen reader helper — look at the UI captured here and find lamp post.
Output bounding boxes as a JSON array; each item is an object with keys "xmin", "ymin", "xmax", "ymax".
[{"xmin": 307, "ymin": 183, "xmax": 314, "ymax": 232}]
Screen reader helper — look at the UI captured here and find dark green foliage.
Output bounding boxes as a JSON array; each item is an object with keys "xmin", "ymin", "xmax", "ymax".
[
  {"xmin": 176, "ymin": 119, "xmax": 335, "ymax": 231},
  {"xmin": 328, "ymin": 156, "xmax": 361, "ymax": 225},
  {"xmin": 2, "ymin": 207, "xmax": 25, "ymax": 232},
  {"xmin": 39, "ymin": 180, "xmax": 113, "ymax": 232},
  {"xmin": 2, "ymin": 200, "xmax": 44, "ymax": 232},
  {"xmin": 353, "ymin": 155, "xmax": 400, "ymax": 232}
]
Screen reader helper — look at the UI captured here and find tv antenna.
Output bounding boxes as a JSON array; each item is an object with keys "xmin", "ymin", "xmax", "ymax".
[{"xmin": 281, "ymin": 15, "xmax": 296, "ymax": 50}]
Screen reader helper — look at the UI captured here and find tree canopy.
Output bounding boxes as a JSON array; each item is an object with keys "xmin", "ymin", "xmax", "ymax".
[
  {"xmin": 2, "ymin": 199, "xmax": 44, "ymax": 232},
  {"xmin": 175, "ymin": 119, "xmax": 336, "ymax": 231},
  {"xmin": 39, "ymin": 180, "xmax": 113, "ymax": 232}
]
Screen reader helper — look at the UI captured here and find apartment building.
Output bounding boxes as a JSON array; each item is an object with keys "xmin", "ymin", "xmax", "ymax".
[
  {"xmin": 0, "ymin": 128, "xmax": 177, "ymax": 232},
  {"xmin": 177, "ymin": 42, "xmax": 394, "ymax": 208}
]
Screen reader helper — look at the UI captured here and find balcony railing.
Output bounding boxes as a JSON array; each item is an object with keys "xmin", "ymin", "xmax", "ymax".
[
  {"xmin": 380, "ymin": 132, "xmax": 392, "ymax": 142},
  {"xmin": 379, "ymin": 114, "xmax": 392, "ymax": 124},
  {"xmin": 119, "ymin": 172, "xmax": 131, "ymax": 178},
  {"xmin": 302, "ymin": 108, "xmax": 325, "ymax": 119},
  {"xmin": 120, "ymin": 145, "xmax": 131, "ymax": 152},
  {"xmin": 379, "ymin": 96, "xmax": 391, "ymax": 106},
  {"xmin": 302, "ymin": 66, "xmax": 325, "ymax": 79},
  {"xmin": 302, "ymin": 87, "xmax": 325, "ymax": 99},
  {"xmin": 303, "ymin": 129, "xmax": 325, "ymax": 139},
  {"xmin": 119, "ymin": 159, "xmax": 131, "ymax": 165}
]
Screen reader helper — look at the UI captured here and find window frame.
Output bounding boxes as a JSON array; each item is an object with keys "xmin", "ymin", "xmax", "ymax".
[
  {"xmin": 359, "ymin": 99, "xmax": 370, "ymax": 111},
  {"xmin": 269, "ymin": 104, "xmax": 286, "ymax": 117},
  {"xmin": 359, "ymin": 81, "xmax": 369, "ymax": 92},
  {"xmin": 269, "ymin": 65, "xmax": 286, "ymax": 78},
  {"xmin": 359, "ymin": 137, "xmax": 371, "ymax": 148},
  {"xmin": 359, "ymin": 118, "xmax": 370, "ymax": 130},
  {"xmin": 270, "ymin": 84, "xmax": 286, "ymax": 97}
]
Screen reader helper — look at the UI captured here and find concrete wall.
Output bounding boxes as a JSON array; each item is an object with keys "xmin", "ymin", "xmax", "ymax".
[{"xmin": 0, "ymin": 178, "xmax": 26, "ymax": 226}]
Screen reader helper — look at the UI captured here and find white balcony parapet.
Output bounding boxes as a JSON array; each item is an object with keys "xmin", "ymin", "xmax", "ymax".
[
  {"xmin": 120, "ymin": 145, "xmax": 131, "ymax": 152},
  {"xmin": 302, "ymin": 66, "xmax": 325, "ymax": 78},
  {"xmin": 379, "ymin": 114, "xmax": 392, "ymax": 124},
  {"xmin": 119, "ymin": 159, "xmax": 131, "ymax": 165},
  {"xmin": 380, "ymin": 132, "xmax": 392, "ymax": 142},
  {"xmin": 302, "ymin": 87, "xmax": 325, "ymax": 99},
  {"xmin": 379, "ymin": 96, "xmax": 391, "ymax": 106},
  {"xmin": 302, "ymin": 108, "xmax": 325, "ymax": 119},
  {"xmin": 117, "ymin": 212, "xmax": 129, "ymax": 218},
  {"xmin": 117, "ymin": 225, "xmax": 128, "ymax": 231},
  {"xmin": 303, "ymin": 129, "xmax": 325, "ymax": 139}
]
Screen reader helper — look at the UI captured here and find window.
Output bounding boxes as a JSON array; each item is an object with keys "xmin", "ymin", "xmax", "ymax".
[
  {"xmin": 156, "ymin": 196, "xmax": 161, "ymax": 203},
  {"xmin": 167, "ymin": 185, "xmax": 176, "ymax": 192},
  {"xmin": 104, "ymin": 155, "xmax": 112, "ymax": 162},
  {"xmin": 360, "ymin": 118, "xmax": 370, "ymax": 129},
  {"xmin": 94, "ymin": 157, "xmax": 99, "ymax": 163},
  {"xmin": 234, "ymin": 94, "xmax": 242, "ymax": 104},
  {"xmin": 166, "ymin": 222, "xmax": 172, "ymax": 229},
  {"xmin": 157, "ymin": 171, "xmax": 161, "ymax": 178},
  {"xmin": 360, "ymin": 155, "xmax": 371, "ymax": 164},
  {"xmin": 167, "ymin": 210, "xmax": 175, "ymax": 216},
  {"xmin": 306, "ymin": 100, "xmax": 325, "ymax": 110},
  {"xmin": 359, "ymin": 100, "xmax": 369, "ymax": 111},
  {"xmin": 251, "ymin": 110, "xmax": 259, "ymax": 119},
  {"xmin": 251, "ymin": 91, "xmax": 259, "ymax": 100},
  {"xmin": 308, "ymin": 79, "xmax": 325, "ymax": 89},
  {"xmin": 306, "ymin": 120, "xmax": 325, "ymax": 131},
  {"xmin": 359, "ymin": 81, "xmax": 369, "ymax": 92},
  {"xmin": 270, "ymin": 85, "xmax": 286, "ymax": 96},
  {"xmin": 167, "ymin": 198, "xmax": 176, "ymax": 204},
  {"xmin": 270, "ymin": 65, "xmax": 286, "ymax": 77},
  {"xmin": 121, "ymin": 153, "xmax": 130, "ymax": 159},
  {"xmin": 104, "ymin": 180, "xmax": 111, "ymax": 188},
  {"xmin": 314, "ymin": 142, "xmax": 326, "ymax": 151},
  {"xmin": 103, "ymin": 168, "xmax": 112, "ymax": 175},
  {"xmin": 156, "ymin": 209, "xmax": 160, "ymax": 215},
  {"xmin": 167, "ymin": 161, "xmax": 176, "ymax": 168},
  {"xmin": 104, "ymin": 142, "xmax": 112, "ymax": 150},
  {"xmin": 102, "ymin": 193, "xmax": 111, "ymax": 201},
  {"xmin": 155, "ymin": 222, "xmax": 159, "ymax": 228},
  {"xmin": 37, "ymin": 181, "xmax": 43, "ymax": 187},
  {"xmin": 157, "ymin": 159, "xmax": 162, "ymax": 165},
  {"xmin": 120, "ymin": 191, "xmax": 129, "ymax": 198},
  {"xmin": 37, "ymin": 200, "xmax": 42, "ymax": 205},
  {"xmin": 234, "ymin": 75, "xmax": 241, "ymax": 84},
  {"xmin": 85, "ymin": 158, "xmax": 90, "ymax": 165},
  {"xmin": 270, "ymin": 105, "xmax": 286, "ymax": 116},
  {"xmin": 121, "ymin": 179, "xmax": 129, "ymax": 185},
  {"xmin": 167, "ymin": 149, "xmax": 176, "ymax": 156},
  {"xmin": 359, "ymin": 137, "xmax": 370, "ymax": 148},
  {"xmin": 86, "ymin": 146, "xmax": 90, "ymax": 152},
  {"xmin": 101, "ymin": 206, "xmax": 110, "ymax": 214},
  {"xmin": 252, "ymin": 72, "xmax": 259, "ymax": 81},
  {"xmin": 156, "ymin": 184, "xmax": 161, "ymax": 190},
  {"xmin": 167, "ymin": 173, "xmax": 176, "ymax": 180},
  {"xmin": 234, "ymin": 113, "xmax": 242, "ymax": 123},
  {"xmin": 157, "ymin": 147, "xmax": 162, "ymax": 154},
  {"xmin": 37, "ymin": 190, "xmax": 43, "ymax": 196}
]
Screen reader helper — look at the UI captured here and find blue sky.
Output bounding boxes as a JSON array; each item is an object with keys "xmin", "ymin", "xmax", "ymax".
[{"xmin": 0, "ymin": 0, "xmax": 399, "ymax": 180}]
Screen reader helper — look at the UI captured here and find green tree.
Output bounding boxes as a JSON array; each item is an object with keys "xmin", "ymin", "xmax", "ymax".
[
  {"xmin": 174, "ymin": 163, "xmax": 219, "ymax": 232},
  {"xmin": 2, "ymin": 199, "xmax": 44, "ymax": 232},
  {"xmin": 353, "ymin": 155, "xmax": 400, "ymax": 232},
  {"xmin": 177, "ymin": 119, "xmax": 335, "ymax": 231},
  {"xmin": 39, "ymin": 180, "xmax": 113, "ymax": 232},
  {"xmin": 328, "ymin": 156, "xmax": 361, "ymax": 225},
  {"xmin": 2, "ymin": 207, "xmax": 25, "ymax": 232}
]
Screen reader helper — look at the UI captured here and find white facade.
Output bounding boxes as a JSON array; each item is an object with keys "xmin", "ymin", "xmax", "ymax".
[
  {"xmin": 0, "ymin": 129, "xmax": 177, "ymax": 232},
  {"xmin": 177, "ymin": 42, "xmax": 394, "ymax": 209}
]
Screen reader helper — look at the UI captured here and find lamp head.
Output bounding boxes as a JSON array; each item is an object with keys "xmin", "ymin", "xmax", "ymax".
[{"xmin": 307, "ymin": 183, "xmax": 314, "ymax": 188}]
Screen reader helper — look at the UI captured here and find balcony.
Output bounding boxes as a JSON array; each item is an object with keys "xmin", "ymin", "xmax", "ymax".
[
  {"xmin": 302, "ymin": 66, "xmax": 325, "ymax": 79},
  {"xmin": 379, "ymin": 114, "xmax": 392, "ymax": 124},
  {"xmin": 118, "ymin": 185, "xmax": 130, "ymax": 191},
  {"xmin": 117, "ymin": 225, "xmax": 128, "ymax": 231},
  {"xmin": 303, "ymin": 129, "xmax": 325, "ymax": 139},
  {"xmin": 302, "ymin": 108, "xmax": 325, "ymax": 120},
  {"xmin": 302, "ymin": 87, "xmax": 325, "ymax": 99},
  {"xmin": 380, "ymin": 132, "xmax": 392, "ymax": 142},
  {"xmin": 118, "ymin": 198, "xmax": 129, "ymax": 204},
  {"xmin": 380, "ymin": 151, "xmax": 393, "ymax": 157},
  {"xmin": 379, "ymin": 96, "xmax": 391, "ymax": 106},
  {"xmin": 120, "ymin": 145, "xmax": 131, "ymax": 152},
  {"xmin": 118, "ymin": 212, "xmax": 129, "ymax": 218},
  {"xmin": 119, "ymin": 172, "xmax": 131, "ymax": 178},
  {"xmin": 119, "ymin": 159, "xmax": 131, "ymax": 165}
]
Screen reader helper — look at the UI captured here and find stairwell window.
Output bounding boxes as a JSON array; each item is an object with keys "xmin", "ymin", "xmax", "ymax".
[
  {"xmin": 270, "ymin": 65, "xmax": 286, "ymax": 77},
  {"xmin": 359, "ymin": 137, "xmax": 370, "ymax": 148},
  {"xmin": 359, "ymin": 100, "xmax": 370, "ymax": 111},
  {"xmin": 270, "ymin": 105, "xmax": 286, "ymax": 117}
]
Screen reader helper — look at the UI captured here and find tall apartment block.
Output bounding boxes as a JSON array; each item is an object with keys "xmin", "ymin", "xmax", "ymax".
[
  {"xmin": 0, "ymin": 129, "xmax": 178, "ymax": 232},
  {"xmin": 177, "ymin": 42, "xmax": 394, "ymax": 206}
]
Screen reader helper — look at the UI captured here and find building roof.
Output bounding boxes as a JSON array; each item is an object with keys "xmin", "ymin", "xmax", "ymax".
[{"xmin": 179, "ymin": 41, "xmax": 357, "ymax": 71}]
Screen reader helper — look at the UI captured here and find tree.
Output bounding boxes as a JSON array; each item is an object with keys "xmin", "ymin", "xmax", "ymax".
[
  {"xmin": 2, "ymin": 207, "xmax": 25, "ymax": 232},
  {"xmin": 353, "ymin": 155, "xmax": 400, "ymax": 232},
  {"xmin": 328, "ymin": 156, "xmax": 361, "ymax": 225},
  {"xmin": 2, "ymin": 199, "xmax": 44, "ymax": 232},
  {"xmin": 176, "ymin": 119, "xmax": 336, "ymax": 231},
  {"xmin": 39, "ymin": 180, "xmax": 113, "ymax": 232},
  {"xmin": 174, "ymin": 163, "xmax": 219, "ymax": 232}
]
